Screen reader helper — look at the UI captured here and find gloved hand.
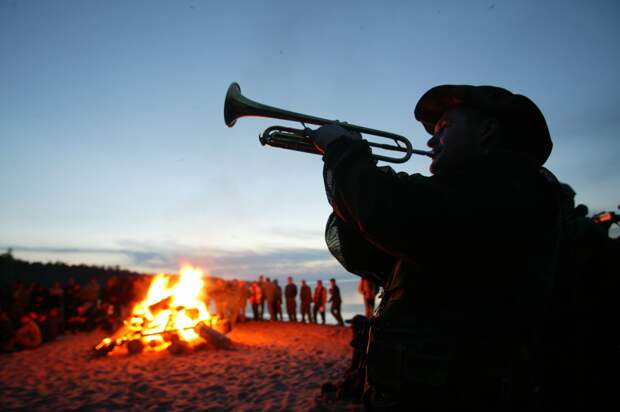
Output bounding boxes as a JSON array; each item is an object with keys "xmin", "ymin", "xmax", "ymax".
[{"xmin": 307, "ymin": 124, "xmax": 362, "ymax": 154}]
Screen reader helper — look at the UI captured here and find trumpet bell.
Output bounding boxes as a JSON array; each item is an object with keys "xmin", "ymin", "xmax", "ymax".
[
  {"xmin": 224, "ymin": 82, "xmax": 244, "ymax": 127},
  {"xmin": 224, "ymin": 82, "xmax": 334, "ymax": 128}
]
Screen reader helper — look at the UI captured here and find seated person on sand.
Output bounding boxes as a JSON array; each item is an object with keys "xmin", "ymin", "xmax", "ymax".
[
  {"xmin": 15, "ymin": 313, "xmax": 43, "ymax": 350},
  {"xmin": 67, "ymin": 303, "xmax": 96, "ymax": 332}
]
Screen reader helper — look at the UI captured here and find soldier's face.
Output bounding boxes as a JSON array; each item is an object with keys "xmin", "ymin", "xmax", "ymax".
[{"xmin": 426, "ymin": 108, "xmax": 486, "ymax": 174}]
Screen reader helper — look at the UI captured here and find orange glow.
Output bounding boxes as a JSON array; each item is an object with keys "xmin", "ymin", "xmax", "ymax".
[
  {"xmin": 97, "ymin": 265, "xmax": 215, "ymax": 355},
  {"xmin": 594, "ymin": 212, "xmax": 613, "ymax": 223}
]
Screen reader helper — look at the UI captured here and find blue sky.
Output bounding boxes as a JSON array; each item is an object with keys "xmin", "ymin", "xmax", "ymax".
[{"xmin": 1, "ymin": 0, "xmax": 619, "ymax": 280}]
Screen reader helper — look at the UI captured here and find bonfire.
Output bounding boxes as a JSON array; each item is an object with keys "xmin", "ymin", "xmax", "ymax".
[{"xmin": 94, "ymin": 265, "xmax": 231, "ymax": 356}]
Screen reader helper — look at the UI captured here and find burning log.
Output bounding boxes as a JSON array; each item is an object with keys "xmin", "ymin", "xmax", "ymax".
[
  {"xmin": 196, "ymin": 321, "xmax": 232, "ymax": 350},
  {"xmin": 148, "ymin": 296, "xmax": 173, "ymax": 314},
  {"xmin": 127, "ymin": 339, "xmax": 145, "ymax": 355},
  {"xmin": 93, "ymin": 265, "xmax": 232, "ymax": 356},
  {"xmin": 212, "ymin": 318, "xmax": 232, "ymax": 335},
  {"xmin": 93, "ymin": 338, "xmax": 117, "ymax": 357},
  {"xmin": 168, "ymin": 334, "xmax": 192, "ymax": 355}
]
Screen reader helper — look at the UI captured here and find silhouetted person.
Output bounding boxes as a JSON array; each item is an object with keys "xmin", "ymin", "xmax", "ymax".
[
  {"xmin": 257, "ymin": 275, "xmax": 266, "ymax": 320},
  {"xmin": 328, "ymin": 278, "xmax": 344, "ymax": 326},
  {"xmin": 28, "ymin": 283, "xmax": 50, "ymax": 313},
  {"xmin": 274, "ymin": 279, "xmax": 283, "ymax": 321},
  {"xmin": 299, "ymin": 280, "xmax": 313, "ymax": 323},
  {"xmin": 566, "ymin": 197, "xmax": 619, "ymax": 408},
  {"xmin": 210, "ymin": 278, "xmax": 228, "ymax": 320},
  {"xmin": 237, "ymin": 280, "xmax": 249, "ymax": 323},
  {"xmin": 263, "ymin": 278, "xmax": 277, "ymax": 321},
  {"xmin": 284, "ymin": 276, "xmax": 298, "ymax": 322},
  {"xmin": 310, "ymin": 85, "xmax": 561, "ymax": 409},
  {"xmin": 224, "ymin": 279, "xmax": 241, "ymax": 325},
  {"xmin": 574, "ymin": 203, "xmax": 588, "ymax": 218},
  {"xmin": 9, "ymin": 281, "xmax": 32, "ymax": 322},
  {"xmin": 81, "ymin": 277, "xmax": 100, "ymax": 307},
  {"xmin": 358, "ymin": 278, "xmax": 377, "ymax": 318},
  {"xmin": 38, "ymin": 307, "xmax": 62, "ymax": 342},
  {"xmin": 48, "ymin": 281, "xmax": 64, "ymax": 310},
  {"xmin": 312, "ymin": 280, "xmax": 327, "ymax": 325},
  {"xmin": 64, "ymin": 280, "xmax": 82, "ymax": 324},
  {"xmin": 15, "ymin": 313, "xmax": 42, "ymax": 350},
  {"xmin": 118, "ymin": 276, "xmax": 136, "ymax": 318},
  {"xmin": 250, "ymin": 281, "xmax": 262, "ymax": 320}
]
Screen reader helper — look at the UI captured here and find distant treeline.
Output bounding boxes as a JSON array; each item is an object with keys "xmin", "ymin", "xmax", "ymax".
[{"xmin": 0, "ymin": 249, "xmax": 150, "ymax": 288}]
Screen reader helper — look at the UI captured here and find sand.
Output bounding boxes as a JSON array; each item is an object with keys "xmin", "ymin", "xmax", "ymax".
[{"xmin": 0, "ymin": 321, "xmax": 362, "ymax": 411}]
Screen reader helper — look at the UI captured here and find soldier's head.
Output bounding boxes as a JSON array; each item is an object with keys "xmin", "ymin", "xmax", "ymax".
[
  {"xmin": 575, "ymin": 203, "xmax": 589, "ymax": 218},
  {"xmin": 317, "ymin": 280, "xmax": 323, "ymax": 287},
  {"xmin": 415, "ymin": 85, "xmax": 552, "ymax": 174},
  {"xmin": 287, "ymin": 276, "xmax": 293, "ymax": 284},
  {"xmin": 301, "ymin": 280, "xmax": 307, "ymax": 286},
  {"xmin": 330, "ymin": 278, "xmax": 336, "ymax": 286},
  {"xmin": 560, "ymin": 182, "xmax": 576, "ymax": 211}
]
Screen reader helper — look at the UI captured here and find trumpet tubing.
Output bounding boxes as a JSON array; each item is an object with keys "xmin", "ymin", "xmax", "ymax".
[{"xmin": 224, "ymin": 82, "xmax": 431, "ymax": 163}]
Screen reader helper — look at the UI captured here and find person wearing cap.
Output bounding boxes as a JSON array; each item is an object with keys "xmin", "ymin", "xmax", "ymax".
[{"xmin": 309, "ymin": 85, "xmax": 564, "ymax": 410}]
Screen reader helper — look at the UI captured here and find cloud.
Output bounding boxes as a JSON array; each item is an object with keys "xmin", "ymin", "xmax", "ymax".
[
  {"xmin": 4, "ymin": 241, "xmax": 349, "ymax": 282},
  {"xmin": 267, "ymin": 226, "xmax": 325, "ymax": 241}
]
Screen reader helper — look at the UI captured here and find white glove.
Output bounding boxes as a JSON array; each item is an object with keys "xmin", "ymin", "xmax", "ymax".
[{"xmin": 307, "ymin": 124, "xmax": 362, "ymax": 154}]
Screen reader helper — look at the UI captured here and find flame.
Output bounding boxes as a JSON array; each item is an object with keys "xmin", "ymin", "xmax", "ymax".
[{"xmin": 98, "ymin": 265, "xmax": 215, "ymax": 354}]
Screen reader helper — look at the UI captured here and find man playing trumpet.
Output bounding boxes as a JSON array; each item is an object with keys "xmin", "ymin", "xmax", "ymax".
[{"xmin": 308, "ymin": 85, "xmax": 562, "ymax": 410}]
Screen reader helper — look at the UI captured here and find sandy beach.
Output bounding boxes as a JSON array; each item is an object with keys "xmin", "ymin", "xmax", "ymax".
[{"xmin": 0, "ymin": 321, "xmax": 362, "ymax": 411}]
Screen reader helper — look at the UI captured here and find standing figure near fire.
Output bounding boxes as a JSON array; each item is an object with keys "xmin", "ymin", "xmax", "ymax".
[
  {"xmin": 312, "ymin": 280, "xmax": 327, "ymax": 325},
  {"xmin": 358, "ymin": 278, "xmax": 377, "ymax": 318},
  {"xmin": 284, "ymin": 277, "xmax": 298, "ymax": 322},
  {"xmin": 257, "ymin": 275, "xmax": 266, "ymax": 320},
  {"xmin": 309, "ymin": 85, "xmax": 562, "ymax": 410},
  {"xmin": 299, "ymin": 280, "xmax": 313, "ymax": 323},
  {"xmin": 328, "ymin": 278, "xmax": 345, "ymax": 326},
  {"xmin": 250, "ymin": 281, "xmax": 262, "ymax": 321},
  {"xmin": 274, "ymin": 279, "xmax": 283, "ymax": 321},
  {"xmin": 262, "ymin": 277, "xmax": 277, "ymax": 321},
  {"xmin": 236, "ymin": 280, "xmax": 249, "ymax": 323}
]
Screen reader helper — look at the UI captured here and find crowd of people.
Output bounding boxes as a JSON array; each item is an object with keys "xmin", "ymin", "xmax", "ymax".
[
  {"xmin": 0, "ymin": 267, "xmax": 380, "ymax": 353},
  {"xmin": 244, "ymin": 276, "xmax": 378, "ymax": 326},
  {"xmin": 0, "ymin": 274, "xmax": 148, "ymax": 352}
]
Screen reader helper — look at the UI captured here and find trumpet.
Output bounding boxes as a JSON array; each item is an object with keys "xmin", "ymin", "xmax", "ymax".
[{"xmin": 224, "ymin": 82, "xmax": 431, "ymax": 163}]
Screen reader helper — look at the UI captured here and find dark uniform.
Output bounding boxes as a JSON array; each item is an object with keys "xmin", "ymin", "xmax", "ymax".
[
  {"xmin": 299, "ymin": 283, "xmax": 313, "ymax": 323},
  {"xmin": 318, "ymin": 85, "xmax": 562, "ymax": 410},
  {"xmin": 313, "ymin": 282, "xmax": 327, "ymax": 325},
  {"xmin": 329, "ymin": 281, "xmax": 345, "ymax": 326},
  {"xmin": 285, "ymin": 281, "xmax": 298, "ymax": 322}
]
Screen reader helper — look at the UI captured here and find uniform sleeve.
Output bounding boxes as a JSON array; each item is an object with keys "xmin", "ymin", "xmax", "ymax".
[
  {"xmin": 322, "ymin": 138, "xmax": 459, "ymax": 262},
  {"xmin": 325, "ymin": 212, "xmax": 394, "ymax": 286}
]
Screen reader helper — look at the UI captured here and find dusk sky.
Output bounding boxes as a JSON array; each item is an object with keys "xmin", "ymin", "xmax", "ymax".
[{"xmin": 2, "ymin": 0, "xmax": 619, "ymax": 281}]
